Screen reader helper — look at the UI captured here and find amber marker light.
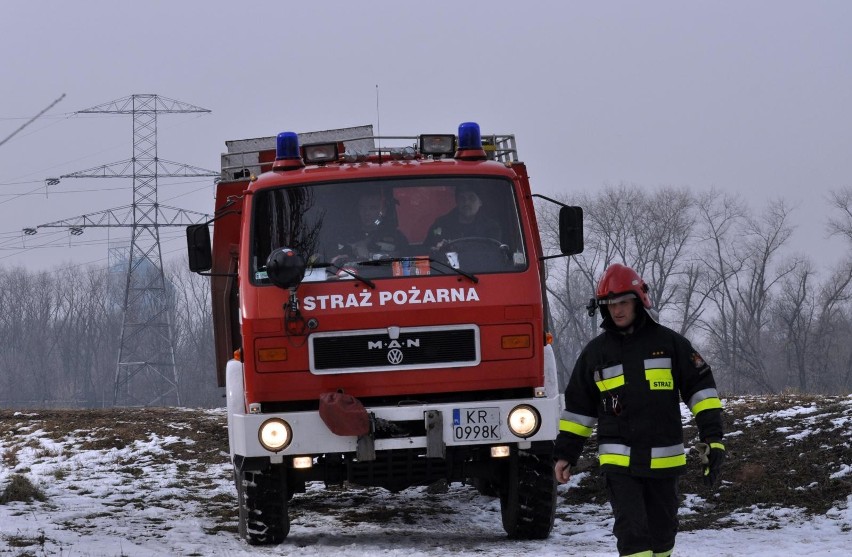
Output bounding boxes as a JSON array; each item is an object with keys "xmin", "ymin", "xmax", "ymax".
[
  {"xmin": 258, "ymin": 347, "xmax": 288, "ymax": 362},
  {"xmin": 502, "ymin": 335, "xmax": 531, "ymax": 349}
]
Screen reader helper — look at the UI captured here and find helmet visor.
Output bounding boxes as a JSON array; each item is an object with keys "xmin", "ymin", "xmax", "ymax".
[{"xmin": 598, "ymin": 293, "xmax": 637, "ymax": 305}]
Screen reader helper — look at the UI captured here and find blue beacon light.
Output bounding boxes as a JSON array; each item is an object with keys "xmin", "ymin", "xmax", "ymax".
[
  {"xmin": 276, "ymin": 132, "xmax": 300, "ymax": 160},
  {"xmin": 457, "ymin": 122, "xmax": 482, "ymax": 150}
]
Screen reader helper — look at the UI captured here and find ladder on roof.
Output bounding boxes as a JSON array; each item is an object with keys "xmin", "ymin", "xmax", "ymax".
[{"xmin": 482, "ymin": 134, "xmax": 518, "ymax": 163}]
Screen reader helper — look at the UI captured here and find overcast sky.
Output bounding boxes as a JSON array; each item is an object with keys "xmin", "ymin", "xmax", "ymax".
[{"xmin": 1, "ymin": 1, "xmax": 850, "ymax": 272}]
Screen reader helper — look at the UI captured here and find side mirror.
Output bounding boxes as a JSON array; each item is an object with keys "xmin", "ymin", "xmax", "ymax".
[
  {"xmin": 186, "ymin": 224, "xmax": 212, "ymax": 272},
  {"xmin": 266, "ymin": 247, "xmax": 306, "ymax": 289},
  {"xmin": 558, "ymin": 206, "xmax": 584, "ymax": 255}
]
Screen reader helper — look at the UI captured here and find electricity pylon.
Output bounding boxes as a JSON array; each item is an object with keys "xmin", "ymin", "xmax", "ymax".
[{"xmin": 29, "ymin": 94, "xmax": 218, "ymax": 406}]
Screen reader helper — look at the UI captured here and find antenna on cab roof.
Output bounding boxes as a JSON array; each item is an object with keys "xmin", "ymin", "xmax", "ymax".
[{"xmin": 376, "ymin": 84, "xmax": 382, "ymax": 164}]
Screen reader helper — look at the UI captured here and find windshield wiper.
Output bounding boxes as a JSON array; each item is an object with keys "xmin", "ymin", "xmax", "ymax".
[
  {"xmin": 360, "ymin": 257, "xmax": 479, "ymax": 284},
  {"xmin": 309, "ymin": 261, "xmax": 376, "ymax": 289}
]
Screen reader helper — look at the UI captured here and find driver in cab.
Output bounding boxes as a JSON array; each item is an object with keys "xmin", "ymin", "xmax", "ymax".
[{"xmin": 425, "ymin": 184, "xmax": 500, "ymax": 250}]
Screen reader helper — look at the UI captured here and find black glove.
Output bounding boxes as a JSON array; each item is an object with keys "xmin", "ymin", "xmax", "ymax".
[{"xmin": 701, "ymin": 440, "xmax": 725, "ymax": 489}]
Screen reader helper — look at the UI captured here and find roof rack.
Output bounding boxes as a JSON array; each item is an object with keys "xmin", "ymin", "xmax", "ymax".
[{"xmin": 219, "ymin": 127, "xmax": 518, "ymax": 182}]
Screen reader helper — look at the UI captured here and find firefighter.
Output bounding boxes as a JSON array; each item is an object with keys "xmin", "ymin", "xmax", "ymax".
[
  {"xmin": 426, "ymin": 183, "xmax": 500, "ymax": 249},
  {"xmin": 334, "ymin": 189, "xmax": 408, "ymax": 260},
  {"xmin": 554, "ymin": 263, "xmax": 725, "ymax": 557}
]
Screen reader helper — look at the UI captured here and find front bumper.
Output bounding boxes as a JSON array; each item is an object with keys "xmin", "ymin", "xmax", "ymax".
[{"xmin": 230, "ymin": 397, "xmax": 560, "ymax": 459}]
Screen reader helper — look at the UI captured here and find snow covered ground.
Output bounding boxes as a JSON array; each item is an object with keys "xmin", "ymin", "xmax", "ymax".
[{"xmin": 1, "ymin": 397, "xmax": 850, "ymax": 556}]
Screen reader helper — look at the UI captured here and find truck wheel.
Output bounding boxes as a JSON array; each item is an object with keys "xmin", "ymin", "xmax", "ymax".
[
  {"xmin": 236, "ymin": 466, "xmax": 290, "ymax": 545},
  {"xmin": 500, "ymin": 450, "xmax": 557, "ymax": 539}
]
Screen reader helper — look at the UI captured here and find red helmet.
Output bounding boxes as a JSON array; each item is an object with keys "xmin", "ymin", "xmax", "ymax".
[{"xmin": 596, "ymin": 263, "xmax": 652, "ymax": 309}]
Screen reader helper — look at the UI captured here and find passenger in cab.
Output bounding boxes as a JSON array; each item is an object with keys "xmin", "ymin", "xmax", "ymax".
[
  {"xmin": 336, "ymin": 189, "xmax": 408, "ymax": 260},
  {"xmin": 425, "ymin": 184, "xmax": 500, "ymax": 250}
]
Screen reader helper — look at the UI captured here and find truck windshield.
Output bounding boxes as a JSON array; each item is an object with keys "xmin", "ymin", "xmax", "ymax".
[{"xmin": 251, "ymin": 176, "xmax": 527, "ymax": 283}]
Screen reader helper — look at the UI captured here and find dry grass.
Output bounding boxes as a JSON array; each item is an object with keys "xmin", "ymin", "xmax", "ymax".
[
  {"xmin": 562, "ymin": 394, "xmax": 852, "ymax": 530},
  {"xmin": 0, "ymin": 473, "xmax": 46, "ymax": 504}
]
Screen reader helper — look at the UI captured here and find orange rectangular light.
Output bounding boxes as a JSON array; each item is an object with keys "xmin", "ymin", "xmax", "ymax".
[
  {"xmin": 257, "ymin": 347, "xmax": 288, "ymax": 362},
  {"xmin": 501, "ymin": 335, "xmax": 531, "ymax": 349}
]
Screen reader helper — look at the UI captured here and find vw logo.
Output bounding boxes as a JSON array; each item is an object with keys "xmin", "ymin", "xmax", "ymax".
[{"xmin": 387, "ymin": 348, "xmax": 404, "ymax": 365}]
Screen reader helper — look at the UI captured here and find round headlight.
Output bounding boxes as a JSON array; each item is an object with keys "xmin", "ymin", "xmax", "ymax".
[
  {"xmin": 507, "ymin": 405, "xmax": 540, "ymax": 438},
  {"xmin": 258, "ymin": 418, "xmax": 292, "ymax": 452}
]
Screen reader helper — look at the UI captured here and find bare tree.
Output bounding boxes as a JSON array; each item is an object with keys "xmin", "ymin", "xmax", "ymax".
[
  {"xmin": 826, "ymin": 186, "xmax": 852, "ymax": 244},
  {"xmin": 50, "ymin": 268, "xmax": 121, "ymax": 406},
  {"xmin": 167, "ymin": 261, "xmax": 219, "ymax": 407},
  {"xmin": 542, "ymin": 185, "xmax": 701, "ymax": 378},
  {"xmin": 641, "ymin": 188, "xmax": 697, "ymax": 326},
  {"xmin": 696, "ymin": 192, "xmax": 798, "ymax": 393},
  {"xmin": 773, "ymin": 260, "xmax": 852, "ymax": 392}
]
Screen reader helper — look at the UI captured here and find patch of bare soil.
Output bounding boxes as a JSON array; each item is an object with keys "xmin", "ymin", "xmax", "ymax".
[
  {"xmin": 561, "ymin": 394, "xmax": 852, "ymax": 531},
  {"xmin": 0, "ymin": 406, "xmax": 236, "ymax": 539},
  {"xmin": 0, "ymin": 407, "xmax": 227, "ymax": 466}
]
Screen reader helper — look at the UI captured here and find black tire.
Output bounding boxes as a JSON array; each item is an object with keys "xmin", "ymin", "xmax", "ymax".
[
  {"xmin": 500, "ymin": 450, "xmax": 557, "ymax": 540},
  {"xmin": 236, "ymin": 466, "xmax": 290, "ymax": 545}
]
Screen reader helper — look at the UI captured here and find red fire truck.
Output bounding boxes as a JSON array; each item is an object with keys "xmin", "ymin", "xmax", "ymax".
[{"xmin": 187, "ymin": 122, "xmax": 583, "ymax": 544}]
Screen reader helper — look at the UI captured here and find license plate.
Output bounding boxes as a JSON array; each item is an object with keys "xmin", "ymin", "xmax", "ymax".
[{"xmin": 452, "ymin": 407, "xmax": 501, "ymax": 441}]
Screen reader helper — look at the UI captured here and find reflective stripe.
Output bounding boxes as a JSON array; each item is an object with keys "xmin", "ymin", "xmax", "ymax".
[
  {"xmin": 560, "ymin": 420, "xmax": 593, "ymax": 437},
  {"xmin": 710, "ymin": 441, "xmax": 725, "ymax": 451},
  {"xmin": 600, "ymin": 454, "xmax": 630, "ymax": 467},
  {"xmin": 645, "ymin": 359, "xmax": 673, "ymax": 389},
  {"xmin": 689, "ymin": 388, "xmax": 723, "ymax": 415},
  {"xmin": 693, "ymin": 397, "xmax": 722, "ymax": 413},
  {"xmin": 650, "ymin": 455, "xmax": 686, "ymax": 469},
  {"xmin": 598, "ymin": 443, "xmax": 685, "ymax": 469},
  {"xmin": 599, "ymin": 443, "xmax": 630, "ymax": 456},
  {"xmin": 645, "ymin": 367, "xmax": 674, "ymax": 390},
  {"xmin": 596, "ymin": 364, "xmax": 625, "ymax": 391},
  {"xmin": 623, "ymin": 550, "xmax": 653, "ymax": 557},
  {"xmin": 559, "ymin": 411, "xmax": 597, "ymax": 437},
  {"xmin": 653, "ymin": 549, "xmax": 673, "ymax": 557},
  {"xmin": 599, "ymin": 363, "xmax": 623, "ymax": 380},
  {"xmin": 650, "ymin": 443, "xmax": 686, "ymax": 469},
  {"xmin": 597, "ymin": 375, "xmax": 625, "ymax": 390},
  {"xmin": 599, "ymin": 443, "xmax": 630, "ymax": 467},
  {"xmin": 644, "ymin": 368, "xmax": 673, "ymax": 382},
  {"xmin": 561, "ymin": 411, "xmax": 597, "ymax": 428},
  {"xmin": 644, "ymin": 357, "xmax": 671, "ymax": 369}
]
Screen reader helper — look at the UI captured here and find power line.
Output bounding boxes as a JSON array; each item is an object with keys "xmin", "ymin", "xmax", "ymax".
[
  {"xmin": 0, "ymin": 177, "xmax": 212, "ymax": 196},
  {"xmin": 0, "ymin": 94, "xmax": 66, "ymax": 148}
]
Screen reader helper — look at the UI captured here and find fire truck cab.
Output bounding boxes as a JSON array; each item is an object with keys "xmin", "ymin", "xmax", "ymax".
[{"xmin": 187, "ymin": 122, "xmax": 583, "ymax": 544}]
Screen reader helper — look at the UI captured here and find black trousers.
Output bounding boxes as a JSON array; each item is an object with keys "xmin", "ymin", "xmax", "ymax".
[{"xmin": 605, "ymin": 472, "xmax": 679, "ymax": 556}]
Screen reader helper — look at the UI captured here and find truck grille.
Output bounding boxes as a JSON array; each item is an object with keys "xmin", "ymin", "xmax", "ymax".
[{"xmin": 309, "ymin": 325, "xmax": 479, "ymax": 374}]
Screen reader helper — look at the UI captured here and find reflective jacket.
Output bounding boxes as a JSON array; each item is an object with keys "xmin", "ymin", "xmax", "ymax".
[{"xmin": 554, "ymin": 311, "xmax": 723, "ymax": 477}]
